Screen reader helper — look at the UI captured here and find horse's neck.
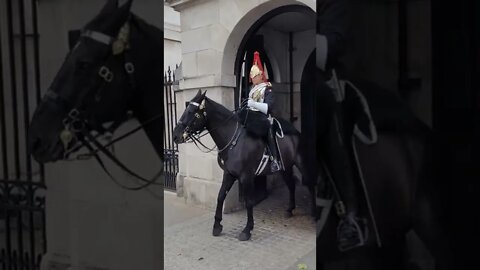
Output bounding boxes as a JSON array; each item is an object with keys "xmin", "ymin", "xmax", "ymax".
[
  {"xmin": 205, "ymin": 99, "xmax": 237, "ymax": 151},
  {"xmin": 129, "ymin": 16, "xmax": 164, "ymax": 161}
]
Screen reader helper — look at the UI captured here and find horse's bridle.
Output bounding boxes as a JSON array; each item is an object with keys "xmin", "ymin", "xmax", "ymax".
[
  {"xmin": 177, "ymin": 101, "xmax": 208, "ymax": 138},
  {"xmin": 45, "ymin": 20, "xmax": 162, "ymax": 191},
  {"xmin": 178, "ymin": 98, "xmax": 241, "ymax": 154}
]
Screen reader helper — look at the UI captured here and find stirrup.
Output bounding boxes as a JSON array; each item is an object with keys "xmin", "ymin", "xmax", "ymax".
[
  {"xmin": 271, "ymin": 159, "xmax": 281, "ymax": 172},
  {"xmin": 337, "ymin": 215, "xmax": 367, "ymax": 252}
]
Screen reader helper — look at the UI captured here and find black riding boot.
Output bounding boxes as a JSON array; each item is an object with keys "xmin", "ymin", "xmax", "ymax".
[
  {"xmin": 332, "ymin": 100, "xmax": 366, "ymax": 252},
  {"xmin": 319, "ymin": 76, "xmax": 366, "ymax": 252},
  {"xmin": 268, "ymin": 125, "xmax": 281, "ymax": 172}
]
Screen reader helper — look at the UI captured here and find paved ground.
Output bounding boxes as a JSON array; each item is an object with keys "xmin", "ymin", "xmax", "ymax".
[{"xmin": 164, "ymin": 184, "xmax": 316, "ymax": 270}]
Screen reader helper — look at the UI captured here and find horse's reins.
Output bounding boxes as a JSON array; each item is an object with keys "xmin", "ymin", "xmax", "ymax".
[
  {"xmin": 65, "ymin": 113, "xmax": 163, "ymax": 159},
  {"xmin": 184, "ymin": 101, "xmax": 246, "ymax": 153},
  {"xmin": 190, "ymin": 122, "xmax": 240, "ymax": 154},
  {"xmin": 48, "ymin": 19, "xmax": 162, "ymax": 190}
]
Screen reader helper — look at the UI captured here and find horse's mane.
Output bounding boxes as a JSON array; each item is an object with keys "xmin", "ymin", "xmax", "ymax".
[
  {"xmin": 205, "ymin": 97, "xmax": 238, "ymax": 121},
  {"xmin": 127, "ymin": 14, "xmax": 162, "ymax": 63}
]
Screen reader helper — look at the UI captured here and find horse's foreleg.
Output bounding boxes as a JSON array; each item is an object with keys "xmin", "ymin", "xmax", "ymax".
[
  {"xmin": 283, "ymin": 169, "xmax": 296, "ymax": 218},
  {"xmin": 213, "ymin": 172, "xmax": 235, "ymax": 237},
  {"xmin": 238, "ymin": 179, "xmax": 255, "ymax": 241}
]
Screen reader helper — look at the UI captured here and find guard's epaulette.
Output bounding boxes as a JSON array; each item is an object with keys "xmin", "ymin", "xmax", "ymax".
[{"xmin": 266, "ymin": 82, "xmax": 272, "ymax": 88}]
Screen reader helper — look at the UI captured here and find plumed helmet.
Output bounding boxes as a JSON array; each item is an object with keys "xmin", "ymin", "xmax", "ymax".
[{"xmin": 249, "ymin": 51, "xmax": 267, "ymax": 82}]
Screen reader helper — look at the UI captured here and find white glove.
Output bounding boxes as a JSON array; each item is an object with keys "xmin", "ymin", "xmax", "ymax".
[{"xmin": 248, "ymin": 99, "xmax": 268, "ymax": 115}]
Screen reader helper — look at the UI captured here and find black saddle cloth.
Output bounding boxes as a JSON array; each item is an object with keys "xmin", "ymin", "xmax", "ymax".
[
  {"xmin": 237, "ymin": 109, "xmax": 299, "ymax": 138},
  {"xmin": 237, "ymin": 109, "xmax": 269, "ymax": 138}
]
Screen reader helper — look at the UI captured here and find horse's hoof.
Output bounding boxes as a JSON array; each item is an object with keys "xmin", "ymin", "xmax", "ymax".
[
  {"xmin": 238, "ymin": 231, "xmax": 251, "ymax": 241},
  {"xmin": 284, "ymin": 211, "xmax": 293, "ymax": 218},
  {"xmin": 212, "ymin": 225, "xmax": 223, "ymax": 236}
]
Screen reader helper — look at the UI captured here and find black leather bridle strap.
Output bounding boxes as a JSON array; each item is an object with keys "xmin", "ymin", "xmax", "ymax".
[
  {"xmin": 78, "ymin": 113, "xmax": 162, "ymax": 157},
  {"xmin": 81, "ymin": 129, "xmax": 161, "ymax": 188},
  {"xmin": 78, "ymin": 136, "xmax": 155, "ymax": 190}
]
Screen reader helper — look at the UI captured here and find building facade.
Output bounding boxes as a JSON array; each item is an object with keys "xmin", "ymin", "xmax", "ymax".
[{"xmin": 167, "ymin": 0, "xmax": 316, "ymax": 210}]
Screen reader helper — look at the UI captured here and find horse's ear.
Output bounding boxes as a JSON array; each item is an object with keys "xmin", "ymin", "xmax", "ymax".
[
  {"xmin": 87, "ymin": 0, "xmax": 133, "ymax": 36},
  {"xmin": 196, "ymin": 89, "xmax": 202, "ymax": 98},
  {"xmin": 100, "ymin": 0, "xmax": 133, "ymax": 13},
  {"xmin": 98, "ymin": 0, "xmax": 118, "ymax": 15},
  {"xmin": 117, "ymin": 0, "xmax": 133, "ymax": 8},
  {"xmin": 201, "ymin": 90, "xmax": 207, "ymax": 98}
]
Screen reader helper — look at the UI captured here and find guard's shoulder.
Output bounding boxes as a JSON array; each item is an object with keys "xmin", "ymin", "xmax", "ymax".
[{"xmin": 266, "ymin": 82, "xmax": 272, "ymax": 87}]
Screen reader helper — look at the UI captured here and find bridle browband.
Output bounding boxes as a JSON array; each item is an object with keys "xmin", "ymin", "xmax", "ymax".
[{"xmin": 46, "ymin": 20, "xmax": 163, "ymax": 191}]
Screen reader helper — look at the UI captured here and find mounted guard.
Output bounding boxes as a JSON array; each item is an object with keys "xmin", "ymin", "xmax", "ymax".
[{"xmin": 239, "ymin": 51, "xmax": 283, "ymax": 173}]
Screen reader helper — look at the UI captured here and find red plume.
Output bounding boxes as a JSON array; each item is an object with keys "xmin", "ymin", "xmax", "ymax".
[{"xmin": 250, "ymin": 51, "xmax": 267, "ymax": 82}]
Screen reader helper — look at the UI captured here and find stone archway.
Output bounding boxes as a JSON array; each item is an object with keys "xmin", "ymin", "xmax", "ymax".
[{"xmin": 220, "ymin": 0, "xmax": 315, "ymax": 109}]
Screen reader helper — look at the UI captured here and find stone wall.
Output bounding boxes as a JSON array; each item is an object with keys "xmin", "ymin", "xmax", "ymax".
[{"xmin": 164, "ymin": 3, "xmax": 182, "ymax": 71}]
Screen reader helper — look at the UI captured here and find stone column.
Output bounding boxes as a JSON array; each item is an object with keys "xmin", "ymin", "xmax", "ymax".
[{"xmin": 171, "ymin": 0, "xmax": 237, "ymax": 211}]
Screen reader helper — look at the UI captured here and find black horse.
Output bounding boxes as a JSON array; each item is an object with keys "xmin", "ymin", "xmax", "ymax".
[
  {"xmin": 172, "ymin": 90, "xmax": 316, "ymax": 241},
  {"xmin": 28, "ymin": 0, "xmax": 163, "ymax": 185},
  {"xmin": 313, "ymin": 78, "xmax": 454, "ymax": 269}
]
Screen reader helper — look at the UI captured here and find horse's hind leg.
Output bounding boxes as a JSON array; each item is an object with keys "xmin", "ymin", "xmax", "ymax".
[
  {"xmin": 412, "ymin": 195, "xmax": 453, "ymax": 270},
  {"xmin": 282, "ymin": 169, "xmax": 296, "ymax": 218},
  {"xmin": 213, "ymin": 172, "xmax": 235, "ymax": 236}
]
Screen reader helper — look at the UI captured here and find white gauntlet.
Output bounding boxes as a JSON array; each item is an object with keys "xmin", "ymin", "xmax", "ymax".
[{"xmin": 248, "ymin": 99, "xmax": 269, "ymax": 115}]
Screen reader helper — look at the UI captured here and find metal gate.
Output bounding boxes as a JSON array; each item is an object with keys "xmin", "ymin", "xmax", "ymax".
[
  {"xmin": 0, "ymin": 0, "xmax": 46, "ymax": 269},
  {"xmin": 163, "ymin": 66, "xmax": 178, "ymax": 191}
]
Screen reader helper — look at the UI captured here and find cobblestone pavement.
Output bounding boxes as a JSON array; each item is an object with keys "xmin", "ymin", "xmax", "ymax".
[{"xmin": 164, "ymin": 185, "xmax": 316, "ymax": 270}]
